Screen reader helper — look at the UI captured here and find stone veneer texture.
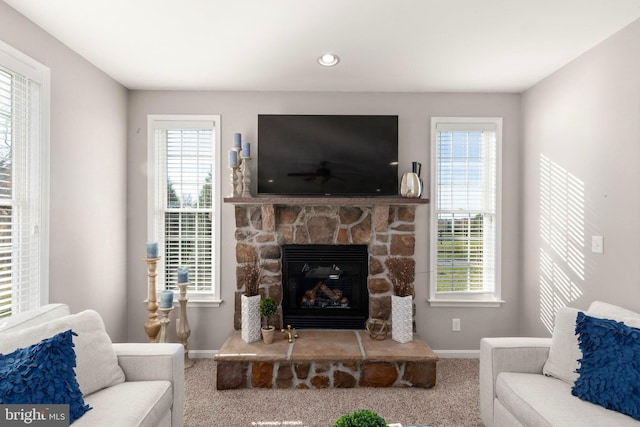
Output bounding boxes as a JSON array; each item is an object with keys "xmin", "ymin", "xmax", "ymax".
[
  {"xmin": 215, "ymin": 330, "xmax": 438, "ymax": 390},
  {"xmin": 216, "ymin": 360, "xmax": 436, "ymax": 390},
  {"xmin": 233, "ymin": 204, "xmax": 416, "ymax": 330}
]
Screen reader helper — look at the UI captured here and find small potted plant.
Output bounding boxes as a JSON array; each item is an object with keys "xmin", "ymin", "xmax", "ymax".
[
  {"xmin": 333, "ymin": 409, "xmax": 387, "ymax": 427},
  {"xmin": 259, "ymin": 297, "xmax": 278, "ymax": 344}
]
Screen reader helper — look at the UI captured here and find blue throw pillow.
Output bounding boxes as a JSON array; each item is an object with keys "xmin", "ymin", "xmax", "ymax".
[
  {"xmin": 0, "ymin": 329, "xmax": 91, "ymax": 423},
  {"xmin": 572, "ymin": 312, "xmax": 640, "ymax": 421}
]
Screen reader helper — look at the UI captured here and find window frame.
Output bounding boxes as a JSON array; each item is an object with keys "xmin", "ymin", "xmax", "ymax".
[
  {"xmin": 147, "ymin": 114, "xmax": 222, "ymax": 306},
  {"xmin": 428, "ymin": 117, "xmax": 504, "ymax": 307},
  {"xmin": 0, "ymin": 40, "xmax": 50, "ymax": 317}
]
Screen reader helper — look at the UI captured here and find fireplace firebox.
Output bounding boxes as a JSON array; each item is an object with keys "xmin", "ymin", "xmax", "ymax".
[{"xmin": 282, "ymin": 244, "xmax": 368, "ymax": 329}]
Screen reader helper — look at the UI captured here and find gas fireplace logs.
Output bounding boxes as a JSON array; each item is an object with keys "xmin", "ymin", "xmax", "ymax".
[{"xmin": 301, "ymin": 281, "xmax": 349, "ymax": 308}]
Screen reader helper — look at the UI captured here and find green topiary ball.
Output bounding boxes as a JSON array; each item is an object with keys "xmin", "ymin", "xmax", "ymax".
[
  {"xmin": 259, "ymin": 297, "xmax": 278, "ymax": 328},
  {"xmin": 333, "ymin": 409, "xmax": 387, "ymax": 427},
  {"xmin": 259, "ymin": 297, "xmax": 277, "ymax": 318}
]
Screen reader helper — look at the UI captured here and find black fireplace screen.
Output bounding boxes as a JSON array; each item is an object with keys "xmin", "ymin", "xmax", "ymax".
[{"xmin": 282, "ymin": 244, "xmax": 368, "ymax": 329}]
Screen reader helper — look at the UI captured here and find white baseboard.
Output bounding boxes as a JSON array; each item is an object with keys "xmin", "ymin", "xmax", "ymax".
[
  {"xmin": 433, "ymin": 350, "xmax": 479, "ymax": 358},
  {"xmin": 189, "ymin": 349, "xmax": 478, "ymax": 359}
]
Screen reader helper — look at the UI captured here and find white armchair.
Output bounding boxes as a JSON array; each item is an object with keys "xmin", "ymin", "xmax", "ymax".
[
  {"xmin": 479, "ymin": 337, "xmax": 552, "ymax": 426},
  {"xmin": 0, "ymin": 304, "xmax": 184, "ymax": 427},
  {"xmin": 480, "ymin": 301, "xmax": 640, "ymax": 427}
]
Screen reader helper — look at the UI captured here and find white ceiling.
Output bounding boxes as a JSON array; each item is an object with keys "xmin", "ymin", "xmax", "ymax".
[{"xmin": 5, "ymin": 0, "xmax": 640, "ymax": 92}]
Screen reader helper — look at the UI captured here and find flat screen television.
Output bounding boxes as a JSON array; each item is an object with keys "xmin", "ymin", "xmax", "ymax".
[{"xmin": 257, "ymin": 114, "xmax": 399, "ymax": 196}]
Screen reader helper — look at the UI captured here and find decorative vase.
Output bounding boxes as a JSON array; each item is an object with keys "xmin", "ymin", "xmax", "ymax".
[
  {"xmin": 401, "ymin": 161, "xmax": 422, "ymax": 198},
  {"xmin": 241, "ymin": 294, "xmax": 261, "ymax": 343},
  {"xmin": 400, "ymin": 172, "xmax": 422, "ymax": 198},
  {"xmin": 261, "ymin": 326, "xmax": 275, "ymax": 345},
  {"xmin": 391, "ymin": 295, "xmax": 413, "ymax": 343}
]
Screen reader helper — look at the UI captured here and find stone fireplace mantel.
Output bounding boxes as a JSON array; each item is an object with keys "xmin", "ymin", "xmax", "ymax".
[
  {"xmin": 225, "ymin": 196, "xmax": 427, "ymax": 331},
  {"xmin": 223, "ymin": 196, "xmax": 429, "ymax": 206}
]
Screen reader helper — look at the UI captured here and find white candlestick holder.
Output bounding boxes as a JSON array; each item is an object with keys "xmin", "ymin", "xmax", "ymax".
[
  {"xmin": 176, "ymin": 282, "xmax": 194, "ymax": 368},
  {"xmin": 240, "ymin": 157, "xmax": 252, "ymax": 198},
  {"xmin": 231, "ymin": 147, "xmax": 243, "ymax": 197},
  {"xmin": 158, "ymin": 306, "xmax": 174, "ymax": 343},
  {"xmin": 145, "ymin": 257, "xmax": 161, "ymax": 343},
  {"xmin": 235, "ymin": 162, "xmax": 244, "ymax": 196},
  {"xmin": 229, "ymin": 167, "xmax": 239, "ymax": 197}
]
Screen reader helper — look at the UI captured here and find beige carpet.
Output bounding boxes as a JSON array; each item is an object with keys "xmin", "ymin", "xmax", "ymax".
[{"xmin": 184, "ymin": 357, "xmax": 482, "ymax": 427}]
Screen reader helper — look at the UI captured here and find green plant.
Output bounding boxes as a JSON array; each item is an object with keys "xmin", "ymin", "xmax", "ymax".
[
  {"xmin": 259, "ymin": 297, "xmax": 277, "ymax": 329},
  {"xmin": 333, "ymin": 409, "xmax": 387, "ymax": 427}
]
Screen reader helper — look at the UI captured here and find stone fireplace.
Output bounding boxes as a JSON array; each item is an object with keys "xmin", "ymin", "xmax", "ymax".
[{"xmin": 231, "ymin": 198, "xmax": 423, "ymax": 331}]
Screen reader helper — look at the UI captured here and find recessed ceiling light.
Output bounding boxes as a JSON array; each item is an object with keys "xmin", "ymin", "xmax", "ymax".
[{"xmin": 318, "ymin": 53, "xmax": 340, "ymax": 67}]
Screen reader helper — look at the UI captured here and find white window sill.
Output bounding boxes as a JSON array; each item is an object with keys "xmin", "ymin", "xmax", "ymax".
[
  {"xmin": 143, "ymin": 299, "xmax": 223, "ymax": 308},
  {"xmin": 427, "ymin": 298, "xmax": 505, "ymax": 308},
  {"xmin": 184, "ymin": 299, "xmax": 223, "ymax": 308}
]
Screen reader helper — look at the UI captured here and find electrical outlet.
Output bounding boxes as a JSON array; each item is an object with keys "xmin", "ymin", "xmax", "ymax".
[{"xmin": 452, "ymin": 318, "xmax": 461, "ymax": 332}]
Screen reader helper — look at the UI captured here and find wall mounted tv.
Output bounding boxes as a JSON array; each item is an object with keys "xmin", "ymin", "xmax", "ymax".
[{"xmin": 257, "ymin": 114, "xmax": 399, "ymax": 196}]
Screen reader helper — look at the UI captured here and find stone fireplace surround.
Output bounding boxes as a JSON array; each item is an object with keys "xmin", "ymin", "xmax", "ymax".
[
  {"xmin": 220, "ymin": 197, "xmax": 436, "ymax": 390},
  {"xmin": 229, "ymin": 197, "xmax": 428, "ymax": 331}
]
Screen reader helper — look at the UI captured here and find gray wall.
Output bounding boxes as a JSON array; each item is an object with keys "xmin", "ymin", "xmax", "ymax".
[
  {"xmin": 127, "ymin": 91, "xmax": 521, "ymax": 350},
  {"xmin": 520, "ymin": 19, "xmax": 640, "ymax": 336},
  {"xmin": 0, "ymin": 3, "xmax": 129, "ymax": 340}
]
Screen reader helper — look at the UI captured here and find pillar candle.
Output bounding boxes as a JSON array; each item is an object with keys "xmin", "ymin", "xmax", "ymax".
[
  {"xmin": 177, "ymin": 268, "xmax": 189, "ymax": 283},
  {"xmin": 233, "ymin": 133, "xmax": 242, "ymax": 148},
  {"xmin": 146, "ymin": 242, "xmax": 158, "ymax": 258},
  {"xmin": 160, "ymin": 290, "xmax": 174, "ymax": 308},
  {"xmin": 241, "ymin": 141, "xmax": 251, "ymax": 158},
  {"xmin": 228, "ymin": 149, "xmax": 238, "ymax": 167}
]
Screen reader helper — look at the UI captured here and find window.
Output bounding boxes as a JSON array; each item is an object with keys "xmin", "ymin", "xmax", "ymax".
[
  {"xmin": 148, "ymin": 115, "xmax": 221, "ymax": 305},
  {"xmin": 429, "ymin": 117, "xmax": 502, "ymax": 307},
  {"xmin": 0, "ymin": 41, "xmax": 49, "ymax": 318}
]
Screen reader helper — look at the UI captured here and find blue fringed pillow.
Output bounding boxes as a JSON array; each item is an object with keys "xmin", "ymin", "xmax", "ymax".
[
  {"xmin": 572, "ymin": 312, "xmax": 640, "ymax": 420},
  {"xmin": 0, "ymin": 329, "xmax": 91, "ymax": 423}
]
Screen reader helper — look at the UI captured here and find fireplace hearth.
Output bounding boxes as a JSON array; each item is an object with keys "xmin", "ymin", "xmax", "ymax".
[{"xmin": 282, "ymin": 244, "xmax": 368, "ymax": 329}]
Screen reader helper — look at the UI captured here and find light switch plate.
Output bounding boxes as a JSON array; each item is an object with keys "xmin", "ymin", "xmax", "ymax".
[{"xmin": 592, "ymin": 235, "xmax": 604, "ymax": 254}]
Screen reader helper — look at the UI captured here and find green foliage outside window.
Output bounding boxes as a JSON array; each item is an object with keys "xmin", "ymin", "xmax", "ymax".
[{"xmin": 437, "ymin": 213, "xmax": 485, "ymax": 292}]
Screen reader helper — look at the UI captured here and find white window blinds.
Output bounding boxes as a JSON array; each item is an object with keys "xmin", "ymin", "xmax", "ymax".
[
  {"xmin": 430, "ymin": 118, "xmax": 502, "ymax": 306},
  {"xmin": 149, "ymin": 117, "xmax": 219, "ymax": 299},
  {"xmin": 0, "ymin": 54, "xmax": 46, "ymax": 317}
]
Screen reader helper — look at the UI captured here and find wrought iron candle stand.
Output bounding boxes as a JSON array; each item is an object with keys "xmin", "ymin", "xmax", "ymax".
[
  {"xmin": 144, "ymin": 257, "xmax": 161, "ymax": 343},
  {"xmin": 176, "ymin": 282, "xmax": 194, "ymax": 368}
]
